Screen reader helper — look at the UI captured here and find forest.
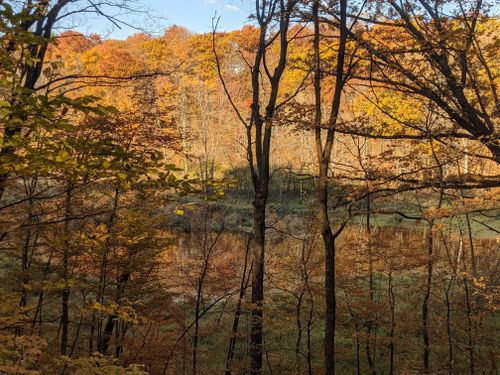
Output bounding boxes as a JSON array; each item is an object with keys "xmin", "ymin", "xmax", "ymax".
[{"xmin": 0, "ymin": 0, "xmax": 499, "ymax": 374}]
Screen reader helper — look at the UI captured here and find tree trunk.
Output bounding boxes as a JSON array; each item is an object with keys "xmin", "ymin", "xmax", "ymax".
[
  {"xmin": 388, "ymin": 269, "xmax": 396, "ymax": 375},
  {"xmin": 18, "ymin": 179, "xmax": 38, "ymax": 336},
  {"xmin": 318, "ymin": 166, "xmax": 336, "ymax": 375},
  {"xmin": 92, "ymin": 188, "xmax": 119, "ymax": 352},
  {"xmin": 250, "ymin": 192, "xmax": 267, "ymax": 375},
  {"xmin": 422, "ymin": 220, "xmax": 434, "ymax": 373},
  {"xmin": 312, "ymin": 1, "xmax": 348, "ymax": 373},
  {"xmin": 365, "ymin": 194, "xmax": 377, "ymax": 375},
  {"xmin": 20, "ymin": 181, "xmax": 37, "ymax": 311},
  {"xmin": 462, "ymin": 251, "xmax": 475, "ymax": 375},
  {"xmin": 295, "ymin": 291, "xmax": 304, "ymax": 373},
  {"xmin": 192, "ymin": 282, "xmax": 202, "ymax": 375},
  {"xmin": 214, "ymin": 3, "xmax": 293, "ymax": 374},
  {"xmin": 98, "ymin": 271, "xmax": 130, "ymax": 354},
  {"xmin": 60, "ymin": 183, "xmax": 73, "ymax": 356},
  {"xmin": 225, "ymin": 235, "xmax": 252, "ymax": 375},
  {"xmin": 445, "ymin": 280, "xmax": 454, "ymax": 375}
]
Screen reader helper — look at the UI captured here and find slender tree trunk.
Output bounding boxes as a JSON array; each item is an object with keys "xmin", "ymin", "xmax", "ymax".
[
  {"xmin": 302, "ymin": 239, "xmax": 314, "ymax": 375},
  {"xmin": 192, "ymin": 236, "xmax": 213, "ymax": 375},
  {"xmin": 60, "ymin": 182, "xmax": 73, "ymax": 356},
  {"xmin": 422, "ymin": 220, "xmax": 434, "ymax": 374},
  {"xmin": 365, "ymin": 194, "xmax": 377, "ymax": 375},
  {"xmin": 445, "ymin": 281, "xmax": 454, "ymax": 375},
  {"xmin": 18, "ymin": 176, "xmax": 39, "ymax": 317},
  {"xmin": 192, "ymin": 280, "xmax": 202, "ymax": 375},
  {"xmin": 225, "ymin": 235, "xmax": 252, "ymax": 375},
  {"xmin": 31, "ymin": 250, "xmax": 54, "ymax": 336},
  {"xmin": 98, "ymin": 271, "xmax": 130, "ymax": 354},
  {"xmin": 422, "ymin": 141, "xmax": 445, "ymax": 373},
  {"xmin": 295, "ymin": 291, "xmax": 304, "ymax": 373},
  {"xmin": 312, "ymin": 1, "xmax": 348, "ymax": 373},
  {"xmin": 92, "ymin": 187, "xmax": 120, "ymax": 353},
  {"xmin": 462, "ymin": 251, "xmax": 475, "ymax": 375},
  {"xmin": 214, "ymin": 2, "xmax": 293, "ymax": 373},
  {"xmin": 306, "ymin": 291, "xmax": 314, "ymax": 375},
  {"xmin": 70, "ymin": 315, "xmax": 84, "ymax": 357},
  {"xmin": 192, "ymin": 195, "xmax": 216, "ymax": 375},
  {"xmin": 388, "ymin": 269, "xmax": 395, "ymax": 375},
  {"xmin": 116, "ymin": 323, "xmax": 128, "ymax": 358},
  {"xmin": 20, "ymin": 202, "xmax": 35, "ymax": 310},
  {"xmin": 464, "ymin": 214, "xmax": 477, "ymax": 277},
  {"xmin": 461, "ymin": 187, "xmax": 476, "ymax": 375},
  {"xmin": 16, "ymin": 183, "xmax": 38, "ymax": 337}
]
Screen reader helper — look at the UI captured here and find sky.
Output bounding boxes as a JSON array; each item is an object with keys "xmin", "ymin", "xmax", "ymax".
[{"xmin": 69, "ymin": 0, "xmax": 253, "ymax": 39}]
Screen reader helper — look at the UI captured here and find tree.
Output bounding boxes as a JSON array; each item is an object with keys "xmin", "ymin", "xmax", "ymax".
[
  {"xmin": 0, "ymin": 0, "xmax": 156, "ymax": 201},
  {"xmin": 310, "ymin": 1, "xmax": 357, "ymax": 373},
  {"xmin": 214, "ymin": 1, "xmax": 300, "ymax": 373},
  {"xmin": 352, "ymin": 0, "xmax": 500, "ymax": 162}
]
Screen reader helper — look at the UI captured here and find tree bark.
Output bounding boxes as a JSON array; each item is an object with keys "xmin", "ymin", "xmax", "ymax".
[
  {"xmin": 250, "ymin": 192, "xmax": 267, "ymax": 375},
  {"xmin": 318, "ymin": 170, "xmax": 337, "ymax": 375}
]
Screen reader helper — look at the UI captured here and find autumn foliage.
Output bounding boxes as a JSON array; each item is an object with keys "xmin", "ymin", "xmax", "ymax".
[{"xmin": 0, "ymin": 1, "xmax": 499, "ymax": 375}]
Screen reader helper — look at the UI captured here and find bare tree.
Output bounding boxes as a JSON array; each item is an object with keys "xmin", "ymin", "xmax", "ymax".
[
  {"xmin": 311, "ymin": 1, "xmax": 354, "ymax": 374},
  {"xmin": 214, "ymin": 1, "xmax": 299, "ymax": 373}
]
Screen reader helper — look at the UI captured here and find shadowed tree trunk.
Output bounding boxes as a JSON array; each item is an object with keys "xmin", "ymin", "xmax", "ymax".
[
  {"xmin": 388, "ymin": 268, "xmax": 395, "ymax": 375},
  {"xmin": 213, "ymin": 2, "xmax": 297, "ymax": 373},
  {"xmin": 365, "ymin": 193, "xmax": 377, "ymax": 375},
  {"xmin": 60, "ymin": 182, "xmax": 73, "ymax": 356},
  {"xmin": 225, "ymin": 235, "xmax": 252, "ymax": 375},
  {"xmin": 98, "ymin": 271, "xmax": 130, "ymax": 354},
  {"xmin": 422, "ymin": 219, "xmax": 433, "ymax": 374},
  {"xmin": 311, "ymin": 1, "xmax": 349, "ymax": 374},
  {"xmin": 422, "ymin": 140, "xmax": 445, "ymax": 373}
]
